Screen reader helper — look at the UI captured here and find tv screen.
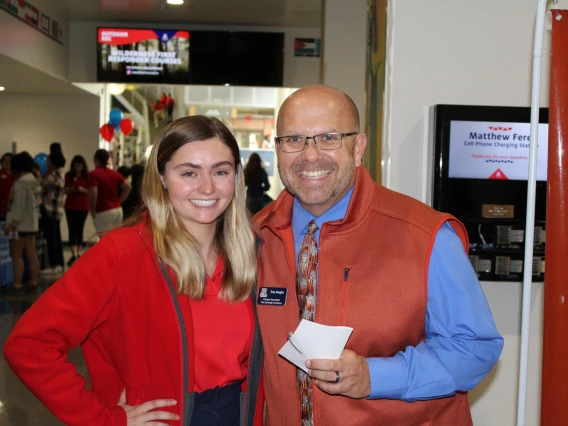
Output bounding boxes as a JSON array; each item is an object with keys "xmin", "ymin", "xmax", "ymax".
[
  {"xmin": 97, "ymin": 27, "xmax": 190, "ymax": 84},
  {"xmin": 448, "ymin": 120, "xmax": 548, "ymax": 181},
  {"xmin": 432, "ymin": 105, "xmax": 549, "ymax": 222},
  {"xmin": 189, "ymin": 30, "xmax": 284, "ymax": 87}
]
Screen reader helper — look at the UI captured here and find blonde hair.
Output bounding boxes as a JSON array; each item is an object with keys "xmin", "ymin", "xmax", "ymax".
[{"xmin": 139, "ymin": 116, "xmax": 256, "ymax": 301}]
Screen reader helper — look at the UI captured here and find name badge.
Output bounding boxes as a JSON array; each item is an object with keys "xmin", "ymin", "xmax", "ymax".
[{"xmin": 258, "ymin": 287, "xmax": 288, "ymax": 306}]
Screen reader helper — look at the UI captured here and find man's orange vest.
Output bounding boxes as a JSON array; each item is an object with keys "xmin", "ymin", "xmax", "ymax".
[{"xmin": 254, "ymin": 167, "xmax": 473, "ymax": 426}]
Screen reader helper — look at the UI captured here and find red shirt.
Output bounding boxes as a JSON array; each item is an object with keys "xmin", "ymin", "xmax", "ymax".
[
  {"xmin": 188, "ymin": 257, "xmax": 251, "ymax": 392},
  {"xmin": 64, "ymin": 173, "xmax": 89, "ymax": 211},
  {"xmin": 88, "ymin": 167, "xmax": 125, "ymax": 213},
  {"xmin": 0, "ymin": 170, "xmax": 15, "ymax": 217}
]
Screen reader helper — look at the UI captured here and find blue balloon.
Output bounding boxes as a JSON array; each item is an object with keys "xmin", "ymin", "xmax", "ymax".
[
  {"xmin": 110, "ymin": 121, "xmax": 121, "ymax": 133},
  {"xmin": 109, "ymin": 108, "xmax": 124, "ymax": 127},
  {"xmin": 34, "ymin": 153, "xmax": 48, "ymax": 176}
]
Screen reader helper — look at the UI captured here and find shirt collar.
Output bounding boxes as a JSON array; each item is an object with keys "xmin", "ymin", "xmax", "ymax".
[{"xmin": 292, "ymin": 186, "xmax": 354, "ymax": 243}]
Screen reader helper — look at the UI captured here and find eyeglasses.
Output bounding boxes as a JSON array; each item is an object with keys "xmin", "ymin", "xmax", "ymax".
[{"xmin": 274, "ymin": 132, "xmax": 358, "ymax": 153}]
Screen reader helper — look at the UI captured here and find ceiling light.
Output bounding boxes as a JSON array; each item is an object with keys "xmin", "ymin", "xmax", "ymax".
[
  {"xmin": 167, "ymin": 0, "xmax": 184, "ymax": 4},
  {"xmin": 107, "ymin": 83, "xmax": 126, "ymax": 95},
  {"xmin": 0, "ymin": 87, "xmax": 5, "ymax": 91}
]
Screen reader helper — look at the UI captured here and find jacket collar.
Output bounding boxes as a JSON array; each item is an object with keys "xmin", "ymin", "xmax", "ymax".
[{"xmin": 256, "ymin": 166, "xmax": 377, "ymax": 235}]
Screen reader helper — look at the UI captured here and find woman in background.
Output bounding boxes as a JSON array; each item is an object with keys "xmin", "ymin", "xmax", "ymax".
[
  {"xmin": 122, "ymin": 163, "xmax": 144, "ymax": 220},
  {"xmin": 0, "ymin": 152, "xmax": 14, "ymax": 221},
  {"xmin": 4, "ymin": 116, "xmax": 264, "ymax": 426},
  {"xmin": 243, "ymin": 152, "xmax": 271, "ymax": 215},
  {"xmin": 4, "ymin": 152, "xmax": 40, "ymax": 291},
  {"xmin": 40, "ymin": 152, "xmax": 66, "ymax": 274},
  {"xmin": 64, "ymin": 155, "xmax": 89, "ymax": 267}
]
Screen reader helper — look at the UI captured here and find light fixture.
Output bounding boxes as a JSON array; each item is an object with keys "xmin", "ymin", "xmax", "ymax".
[
  {"xmin": 107, "ymin": 83, "xmax": 126, "ymax": 95},
  {"xmin": 0, "ymin": 86, "xmax": 5, "ymax": 91},
  {"xmin": 167, "ymin": 0, "xmax": 184, "ymax": 4}
]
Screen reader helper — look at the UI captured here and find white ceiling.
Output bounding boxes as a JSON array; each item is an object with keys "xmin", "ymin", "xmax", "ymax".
[
  {"xmin": 0, "ymin": 54, "xmax": 96, "ymax": 96},
  {"xmin": 52, "ymin": 0, "xmax": 322, "ymax": 28}
]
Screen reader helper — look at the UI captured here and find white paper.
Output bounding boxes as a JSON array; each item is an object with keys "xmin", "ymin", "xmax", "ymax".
[{"xmin": 278, "ymin": 320, "xmax": 353, "ymax": 372}]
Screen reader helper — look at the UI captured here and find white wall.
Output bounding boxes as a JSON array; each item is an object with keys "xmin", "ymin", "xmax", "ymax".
[
  {"xmin": 0, "ymin": 0, "xmax": 69, "ymax": 81},
  {"xmin": 384, "ymin": 1, "xmax": 550, "ymax": 425},
  {"xmin": 0, "ymin": 94, "xmax": 101, "ymax": 242},
  {"xmin": 384, "ymin": 1, "xmax": 550, "ymax": 197},
  {"xmin": 68, "ymin": 21, "xmax": 320, "ymax": 88},
  {"xmin": 322, "ymin": 0, "xmax": 367, "ymax": 120}
]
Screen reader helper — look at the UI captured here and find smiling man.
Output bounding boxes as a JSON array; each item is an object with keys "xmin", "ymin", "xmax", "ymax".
[{"xmin": 253, "ymin": 85, "xmax": 503, "ymax": 426}]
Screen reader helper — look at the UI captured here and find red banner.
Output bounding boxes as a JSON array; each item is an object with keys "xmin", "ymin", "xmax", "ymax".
[{"xmin": 98, "ymin": 28, "xmax": 189, "ymax": 45}]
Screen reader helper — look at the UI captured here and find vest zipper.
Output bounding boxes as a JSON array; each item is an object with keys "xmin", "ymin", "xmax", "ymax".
[{"xmin": 339, "ymin": 268, "xmax": 350, "ymax": 325}]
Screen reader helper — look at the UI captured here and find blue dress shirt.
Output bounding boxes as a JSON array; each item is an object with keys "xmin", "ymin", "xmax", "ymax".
[{"xmin": 291, "ymin": 187, "xmax": 503, "ymax": 402}]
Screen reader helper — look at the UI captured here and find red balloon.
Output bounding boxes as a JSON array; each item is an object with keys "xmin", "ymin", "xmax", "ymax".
[
  {"xmin": 120, "ymin": 118, "xmax": 134, "ymax": 136},
  {"xmin": 99, "ymin": 123, "xmax": 115, "ymax": 142}
]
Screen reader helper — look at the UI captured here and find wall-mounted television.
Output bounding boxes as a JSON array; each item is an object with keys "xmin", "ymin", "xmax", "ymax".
[
  {"xmin": 189, "ymin": 30, "xmax": 285, "ymax": 87},
  {"xmin": 97, "ymin": 27, "xmax": 190, "ymax": 84},
  {"xmin": 432, "ymin": 105, "xmax": 549, "ymax": 222}
]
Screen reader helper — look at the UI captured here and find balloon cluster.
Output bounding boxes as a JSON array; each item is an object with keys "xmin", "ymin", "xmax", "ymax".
[{"xmin": 99, "ymin": 108, "xmax": 135, "ymax": 142}]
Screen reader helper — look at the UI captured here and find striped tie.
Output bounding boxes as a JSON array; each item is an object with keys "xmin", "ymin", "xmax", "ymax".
[{"xmin": 296, "ymin": 220, "xmax": 318, "ymax": 426}]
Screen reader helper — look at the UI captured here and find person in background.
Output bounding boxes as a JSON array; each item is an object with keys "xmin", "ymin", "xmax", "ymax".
[
  {"xmin": 31, "ymin": 162, "xmax": 42, "ymax": 180},
  {"xmin": 152, "ymin": 99, "xmax": 166, "ymax": 128},
  {"xmin": 244, "ymin": 153, "xmax": 271, "ymax": 215},
  {"xmin": 4, "ymin": 116, "xmax": 264, "ymax": 426},
  {"xmin": 4, "ymin": 152, "xmax": 40, "ymax": 292},
  {"xmin": 166, "ymin": 93, "xmax": 175, "ymax": 123},
  {"xmin": 40, "ymin": 152, "xmax": 66, "ymax": 275},
  {"xmin": 50, "ymin": 142, "xmax": 63, "ymax": 157},
  {"xmin": 253, "ymin": 85, "xmax": 503, "ymax": 425},
  {"xmin": 121, "ymin": 163, "xmax": 144, "ymax": 220},
  {"xmin": 117, "ymin": 165, "xmax": 131, "ymax": 179},
  {"xmin": 64, "ymin": 155, "xmax": 90, "ymax": 267},
  {"xmin": 0, "ymin": 152, "xmax": 14, "ymax": 221},
  {"xmin": 88, "ymin": 149, "xmax": 131, "ymax": 234}
]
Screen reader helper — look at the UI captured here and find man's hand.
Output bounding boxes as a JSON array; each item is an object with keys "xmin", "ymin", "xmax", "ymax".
[{"xmin": 306, "ymin": 349, "xmax": 371, "ymax": 399}]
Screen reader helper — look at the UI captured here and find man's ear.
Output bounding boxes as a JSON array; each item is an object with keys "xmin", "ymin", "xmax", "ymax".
[{"xmin": 354, "ymin": 133, "xmax": 368, "ymax": 167}]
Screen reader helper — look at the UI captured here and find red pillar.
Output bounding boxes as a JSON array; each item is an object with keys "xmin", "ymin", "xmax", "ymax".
[{"xmin": 542, "ymin": 9, "xmax": 568, "ymax": 426}]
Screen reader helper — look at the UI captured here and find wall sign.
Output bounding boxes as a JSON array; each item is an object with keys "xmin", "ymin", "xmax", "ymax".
[
  {"xmin": 0, "ymin": 0, "xmax": 63, "ymax": 45},
  {"xmin": 294, "ymin": 38, "xmax": 321, "ymax": 57}
]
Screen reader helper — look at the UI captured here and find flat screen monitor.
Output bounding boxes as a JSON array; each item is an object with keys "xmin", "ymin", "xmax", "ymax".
[
  {"xmin": 432, "ymin": 105, "xmax": 549, "ymax": 221},
  {"xmin": 97, "ymin": 27, "xmax": 190, "ymax": 84},
  {"xmin": 189, "ymin": 30, "xmax": 284, "ymax": 87}
]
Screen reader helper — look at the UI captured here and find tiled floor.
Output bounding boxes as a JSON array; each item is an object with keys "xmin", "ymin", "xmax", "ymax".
[{"xmin": 0, "ymin": 250, "xmax": 87, "ymax": 426}]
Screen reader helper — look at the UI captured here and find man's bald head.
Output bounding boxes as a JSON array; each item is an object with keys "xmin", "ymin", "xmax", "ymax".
[{"xmin": 276, "ymin": 85, "xmax": 360, "ymax": 135}]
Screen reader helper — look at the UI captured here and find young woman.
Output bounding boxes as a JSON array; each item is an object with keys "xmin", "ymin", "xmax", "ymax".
[
  {"xmin": 4, "ymin": 116, "xmax": 264, "ymax": 426},
  {"xmin": 64, "ymin": 155, "xmax": 90, "ymax": 266},
  {"xmin": 4, "ymin": 151, "xmax": 40, "ymax": 291},
  {"xmin": 243, "ymin": 153, "xmax": 271, "ymax": 215}
]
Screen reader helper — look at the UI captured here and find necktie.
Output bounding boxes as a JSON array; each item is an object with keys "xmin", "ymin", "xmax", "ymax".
[{"xmin": 296, "ymin": 220, "xmax": 318, "ymax": 426}]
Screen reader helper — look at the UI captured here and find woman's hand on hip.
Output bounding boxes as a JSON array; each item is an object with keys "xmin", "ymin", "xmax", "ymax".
[{"xmin": 118, "ymin": 389, "xmax": 179, "ymax": 425}]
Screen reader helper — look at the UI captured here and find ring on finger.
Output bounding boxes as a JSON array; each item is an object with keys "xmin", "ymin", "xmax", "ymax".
[{"xmin": 334, "ymin": 371, "xmax": 340, "ymax": 383}]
